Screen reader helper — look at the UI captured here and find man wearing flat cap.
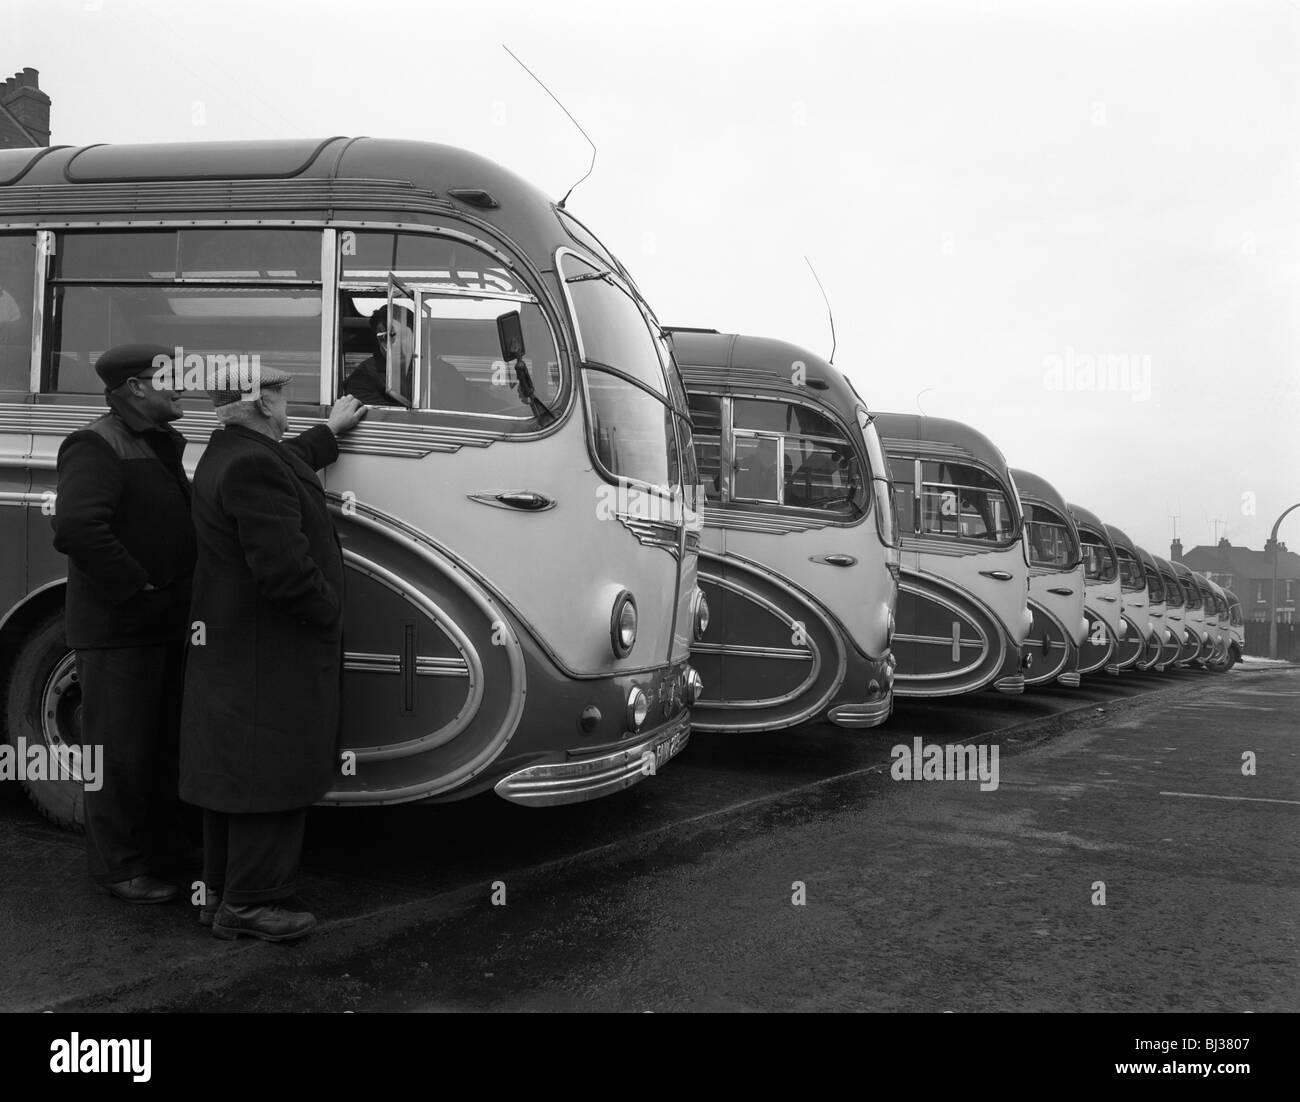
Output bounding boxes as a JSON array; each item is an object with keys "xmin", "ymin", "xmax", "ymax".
[
  {"xmin": 180, "ymin": 365, "xmax": 365, "ymax": 942},
  {"xmin": 52, "ymin": 344, "xmax": 195, "ymax": 903}
]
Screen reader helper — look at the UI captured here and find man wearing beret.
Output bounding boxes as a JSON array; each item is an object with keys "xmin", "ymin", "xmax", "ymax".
[
  {"xmin": 181, "ymin": 366, "xmax": 365, "ymax": 942},
  {"xmin": 52, "ymin": 344, "xmax": 195, "ymax": 903}
]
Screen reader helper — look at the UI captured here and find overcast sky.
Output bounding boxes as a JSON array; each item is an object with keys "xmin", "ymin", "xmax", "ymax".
[{"xmin": 6, "ymin": 0, "xmax": 1298, "ymax": 555}]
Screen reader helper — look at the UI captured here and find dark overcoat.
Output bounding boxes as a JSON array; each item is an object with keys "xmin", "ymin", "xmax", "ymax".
[
  {"xmin": 179, "ymin": 422, "xmax": 344, "ymax": 813},
  {"xmin": 52, "ymin": 396, "xmax": 196, "ymax": 649}
]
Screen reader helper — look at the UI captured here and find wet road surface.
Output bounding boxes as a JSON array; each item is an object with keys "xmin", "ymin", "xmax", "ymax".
[{"xmin": 1, "ymin": 664, "xmax": 1296, "ymax": 1011}]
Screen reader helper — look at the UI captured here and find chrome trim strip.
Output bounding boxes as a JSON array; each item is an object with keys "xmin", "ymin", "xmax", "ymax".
[
  {"xmin": 30, "ymin": 230, "xmax": 51, "ymax": 392},
  {"xmin": 0, "ymin": 578, "xmax": 66, "ymax": 637},
  {"xmin": 893, "ymin": 632, "xmax": 985, "ymax": 647},
  {"xmin": 691, "ymin": 642, "xmax": 810, "ymax": 661},
  {"xmin": 341, "ymin": 651, "xmax": 470, "ymax": 678},
  {"xmin": 319, "ymin": 227, "xmax": 338, "ymax": 406}
]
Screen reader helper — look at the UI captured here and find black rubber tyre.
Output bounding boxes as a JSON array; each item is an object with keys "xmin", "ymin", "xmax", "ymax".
[{"xmin": 3, "ymin": 608, "xmax": 85, "ymax": 832}]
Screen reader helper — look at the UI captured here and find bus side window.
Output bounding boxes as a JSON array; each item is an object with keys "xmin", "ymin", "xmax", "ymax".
[
  {"xmin": 338, "ymin": 231, "xmax": 561, "ymax": 425},
  {"xmin": 889, "ymin": 456, "xmax": 916, "ymax": 533},
  {"xmin": 733, "ymin": 436, "xmax": 780, "ymax": 503},
  {"xmin": 0, "ymin": 235, "xmax": 34, "ymax": 392},
  {"xmin": 730, "ymin": 398, "xmax": 864, "ymax": 513},
  {"xmin": 687, "ymin": 393, "xmax": 723, "ymax": 500},
  {"xmin": 41, "ymin": 229, "xmax": 323, "ymax": 399},
  {"xmin": 920, "ymin": 461, "xmax": 1014, "ymax": 541}
]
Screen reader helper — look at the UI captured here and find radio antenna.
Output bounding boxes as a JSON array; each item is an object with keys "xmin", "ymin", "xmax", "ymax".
[
  {"xmin": 805, "ymin": 256, "xmax": 836, "ymax": 364},
  {"xmin": 503, "ymin": 44, "xmax": 597, "ymax": 209},
  {"xmin": 915, "ymin": 387, "xmax": 933, "ymax": 416}
]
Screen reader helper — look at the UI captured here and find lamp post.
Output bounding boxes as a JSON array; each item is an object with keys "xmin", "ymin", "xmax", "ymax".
[{"xmin": 1268, "ymin": 502, "xmax": 1300, "ymax": 659}]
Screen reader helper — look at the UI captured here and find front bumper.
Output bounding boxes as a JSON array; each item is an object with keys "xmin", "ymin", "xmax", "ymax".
[
  {"xmin": 493, "ymin": 714, "xmax": 691, "ymax": 807},
  {"xmin": 994, "ymin": 674, "xmax": 1025, "ymax": 694},
  {"xmin": 828, "ymin": 690, "xmax": 893, "ymax": 728}
]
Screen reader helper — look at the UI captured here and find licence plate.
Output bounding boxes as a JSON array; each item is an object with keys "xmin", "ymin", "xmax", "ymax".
[{"xmin": 653, "ymin": 728, "xmax": 687, "ymax": 771}]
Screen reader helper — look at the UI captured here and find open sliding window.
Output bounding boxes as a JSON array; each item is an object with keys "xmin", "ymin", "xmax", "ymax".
[
  {"xmin": 1079, "ymin": 529, "xmax": 1117, "ymax": 582},
  {"xmin": 918, "ymin": 460, "xmax": 1017, "ymax": 543},
  {"xmin": 690, "ymin": 392, "xmax": 867, "ymax": 517},
  {"xmin": 40, "ymin": 228, "xmax": 323, "ymax": 403},
  {"xmin": 1115, "ymin": 546, "xmax": 1145, "ymax": 592},
  {"xmin": 1023, "ymin": 502, "xmax": 1080, "ymax": 569},
  {"xmin": 729, "ymin": 398, "xmax": 866, "ymax": 514},
  {"xmin": 337, "ymin": 231, "xmax": 562, "ymax": 432}
]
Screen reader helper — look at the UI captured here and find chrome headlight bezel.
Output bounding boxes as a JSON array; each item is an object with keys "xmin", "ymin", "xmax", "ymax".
[
  {"xmin": 610, "ymin": 591, "xmax": 638, "ymax": 659},
  {"xmin": 691, "ymin": 588, "xmax": 710, "ymax": 641},
  {"xmin": 626, "ymin": 687, "xmax": 649, "ymax": 732},
  {"xmin": 682, "ymin": 665, "xmax": 703, "ymax": 706}
]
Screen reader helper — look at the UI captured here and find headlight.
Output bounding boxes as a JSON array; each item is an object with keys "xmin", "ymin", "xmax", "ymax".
[
  {"xmin": 626, "ymin": 687, "xmax": 649, "ymax": 732},
  {"xmin": 682, "ymin": 666, "xmax": 703, "ymax": 706},
  {"xmin": 611, "ymin": 591, "xmax": 637, "ymax": 658},
  {"xmin": 691, "ymin": 588, "xmax": 710, "ymax": 641}
]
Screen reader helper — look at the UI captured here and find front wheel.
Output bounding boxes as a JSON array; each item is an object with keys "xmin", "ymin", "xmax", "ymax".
[{"xmin": 4, "ymin": 608, "xmax": 85, "ymax": 832}]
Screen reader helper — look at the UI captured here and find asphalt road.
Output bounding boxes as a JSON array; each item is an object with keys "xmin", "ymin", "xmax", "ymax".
[{"xmin": 1, "ymin": 663, "xmax": 1296, "ymax": 1012}]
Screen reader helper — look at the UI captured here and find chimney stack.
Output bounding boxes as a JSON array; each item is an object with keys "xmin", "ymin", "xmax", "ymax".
[
  {"xmin": 0, "ymin": 68, "xmax": 51, "ymax": 148},
  {"xmin": 1171, "ymin": 538, "xmax": 1183, "ymax": 561}
]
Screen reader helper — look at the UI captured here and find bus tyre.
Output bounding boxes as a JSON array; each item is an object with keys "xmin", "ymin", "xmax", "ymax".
[{"xmin": 3, "ymin": 609, "xmax": 85, "ymax": 833}]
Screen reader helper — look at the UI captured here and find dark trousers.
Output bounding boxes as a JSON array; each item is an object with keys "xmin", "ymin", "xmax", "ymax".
[
  {"xmin": 76, "ymin": 643, "xmax": 187, "ymax": 885},
  {"xmin": 201, "ymin": 808, "xmax": 307, "ymax": 905}
]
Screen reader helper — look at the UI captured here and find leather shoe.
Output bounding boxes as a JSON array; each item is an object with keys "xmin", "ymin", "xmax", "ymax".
[
  {"xmin": 103, "ymin": 875, "xmax": 180, "ymax": 904},
  {"xmin": 211, "ymin": 901, "xmax": 316, "ymax": 942},
  {"xmin": 198, "ymin": 893, "xmax": 221, "ymax": 927}
]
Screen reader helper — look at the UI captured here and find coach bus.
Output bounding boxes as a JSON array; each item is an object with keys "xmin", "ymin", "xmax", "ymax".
[
  {"xmin": 1155, "ymin": 555, "xmax": 1194, "ymax": 667},
  {"xmin": 0, "ymin": 136, "xmax": 705, "ymax": 826},
  {"xmin": 670, "ymin": 329, "xmax": 897, "ymax": 732},
  {"xmin": 1171, "ymin": 561, "xmax": 1208, "ymax": 666},
  {"xmin": 1136, "ymin": 546, "xmax": 1176, "ymax": 670},
  {"xmin": 874, "ymin": 412, "xmax": 1030, "ymax": 697},
  {"xmin": 1068, "ymin": 504, "xmax": 1122, "ymax": 676},
  {"xmin": 1198, "ymin": 573, "xmax": 1228, "ymax": 671},
  {"xmin": 1104, "ymin": 522, "xmax": 1145, "ymax": 673},
  {"xmin": 1011, "ymin": 469, "xmax": 1085, "ymax": 688},
  {"xmin": 1223, "ymin": 587, "xmax": 1245, "ymax": 667}
]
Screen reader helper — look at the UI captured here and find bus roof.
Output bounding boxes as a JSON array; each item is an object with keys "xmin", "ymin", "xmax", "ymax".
[
  {"xmin": 1067, "ymin": 502, "xmax": 1109, "ymax": 540},
  {"xmin": 871, "ymin": 411, "xmax": 1011, "ymax": 474},
  {"xmin": 1104, "ymin": 523, "xmax": 1138, "ymax": 554},
  {"xmin": 1010, "ymin": 467, "xmax": 1070, "ymax": 514},
  {"xmin": 0, "ymin": 137, "xmax": 602, "ymax": 275},
  {"xmin": 1136, "ymin": 545, "xmax": 1159, "ymax": 569},
  {"xmin": 667, "ymin": 329, "xmax": 863, "ymax": 417}
]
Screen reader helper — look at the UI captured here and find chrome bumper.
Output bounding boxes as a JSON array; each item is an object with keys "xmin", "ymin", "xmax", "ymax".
[
  {"xmin": 994, "ymin": 675, "xmax": 1025, "ymax": 694},
  {"xmin": 493, "ymin": 718, "xmax": 691, "ymax": 807},
  {"xmin": 1057, "ymin": 671, "xmax": 1081, "ymax": 688},
  {"xmin": 828, "ymin": 691, "xmax": 893, "ymax": 729}
]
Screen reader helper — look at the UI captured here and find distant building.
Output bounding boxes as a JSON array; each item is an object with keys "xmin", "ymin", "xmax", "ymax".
[
  {"xmin": 0, "ymin": 68, "xmax": 51, "ymax": 149},
  {"xmin": 1174, "ymin": 537, "xmax": 1300, "ymax": 625}
]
